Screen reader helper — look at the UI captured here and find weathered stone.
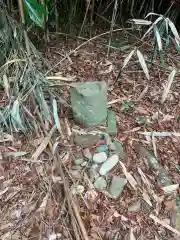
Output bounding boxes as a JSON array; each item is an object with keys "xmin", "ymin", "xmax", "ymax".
[
  {"xmin": 89, "ymin": 164, "xmax": 100, "ymax": 181},
  {"xmin": 74, "ymin": 134, "xmax": 102, "ymax": 147},
  {"xmin": 107, "ymin": 111, "xmax": 117, "ymax": 136},
  {"xmin": 94, "ymin": 177, "xmax": 107, "ymax": 190},
  {"xmin": 110, "ymin": 141, "xmax": 124, "ymax": 159},
  {"xmin": 93, "ymin": 152, "xmax": 107, "ymax": 163},
  {"xmin": 109, "ymin": 176, "xmax": 127, "ymax": 198},
  {"xmin": 128, "ymin": 201, "xmax": 141, "ymax": 212},
  {"xmin": 97, "ymin": 145, "xmax": 108, "ymax": 152},
  {"xmin": 99, "ymin": 154, "xmax": 119, "ymax": 175}
]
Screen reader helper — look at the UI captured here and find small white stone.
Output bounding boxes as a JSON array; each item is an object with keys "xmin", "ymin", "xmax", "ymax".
[
  {"xmin": 94, "ymin": 177, "xmax": 107, "ymax": 190},
  {"xmin": 81, "ymin": 161, "xmax": 88, "ymax": 167},
  {"xmin": 71, "ymin": 185, "xmax": 85, "ymax": 195},
  {"xmin": 99, "ymin": 154, "xmax": 119, "ymax": 175},
  {"xmin": 93, "ymin": 152, "xmax": 107, "ymax": 163}
]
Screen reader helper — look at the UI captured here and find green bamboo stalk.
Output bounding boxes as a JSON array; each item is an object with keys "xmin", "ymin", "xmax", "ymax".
[
  {"xmin": 55, "ymin": 0, "xmax": 59, "ymax": 39},
  {"xmin": 41, "ymin": 0, "xmax": 49, "ymax": 43},
  {"xmin": 17, "ymin": 0, "xmax": 30, "ymax": 55}
]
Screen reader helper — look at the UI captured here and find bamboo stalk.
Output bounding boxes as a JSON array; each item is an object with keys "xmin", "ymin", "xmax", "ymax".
[
  {"xmin": 55, "ymin": 0, "xmax": 59, "ymax": 40},
  {"xmin": 107, "ymin": 0, "xmax": 118, "ymax": 57},
  {"xmin": 45, "ymin": 4, "xmax": 49, "ymax": 42},
  {"xmin": 90, "ymin": 0, "xmax": 95, "ymax": 38},
  {"xmin": 41, "ymin": 0, "xmax": 49, "ymax": 43},
  {"xmin": 78, "ymin": 0, "xmax": 91, "ymax": 37},
  {"xmin": 17, "ymin": 0, "xmax": 30, "ymax": 55},
  {"xmin": 7, "ymin": 0, "xmax": 11, "ymax": 10}
]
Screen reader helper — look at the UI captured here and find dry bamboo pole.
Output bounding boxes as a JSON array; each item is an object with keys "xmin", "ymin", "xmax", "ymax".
[
  {"xmin": 107, "ymin": 0, "xmax": 118, "ymax": 57},
  {"xmin": 78, "ymin": 0, "xmax": 91, "ymax": 37}
]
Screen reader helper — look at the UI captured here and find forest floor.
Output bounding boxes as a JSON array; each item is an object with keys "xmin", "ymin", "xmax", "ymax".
[{"xmin": 0, "ymin": 31, "xmax": 180, "ymax": 240}]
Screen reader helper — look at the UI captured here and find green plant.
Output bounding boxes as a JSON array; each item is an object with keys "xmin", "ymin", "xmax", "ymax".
[
  {"xmin": 23, "ymin": 0, "xmax": 47, "ymax": 28},
  {"xmin": 120, "ymin": 101, "xmax": 131, "ymax": 112},
  {"xmin": 117, "ymin": 13, "xmax": 180, "ymax": 81}
]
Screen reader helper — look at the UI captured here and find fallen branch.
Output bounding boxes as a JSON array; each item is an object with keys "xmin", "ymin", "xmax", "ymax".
[
  {"xmin": 55, "ymin": 153, "xmax": 82, "ymax": 240},
  {"xmin": 46, "ymin": 76, "xmax": 76, "ymax": 81},
  {"xmin": 138, "ymin": 132, "xmax": 180, "ymax": 137},
  {"xmin": 31, "ymin": 125, "xmax": 56, "ymax": 161},
  {"xmin": 150, "ymin": 214, "xmax": 180, "ymax": 236},
  {"xmin": 134, "ymin": 143, "xmax": 172, "ymax": 186}
]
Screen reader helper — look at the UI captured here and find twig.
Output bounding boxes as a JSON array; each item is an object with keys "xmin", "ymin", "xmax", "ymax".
[
  {"xmin": 46, "ymin": 76, "xmax": 76, "ymax": 81},
  {"xmin": 71, "ymin": 197, "xmax": 90, "ymax": 240},
  {"xmin": 150, "ymin": 214, "xmax": 180, "ymax": 236},
  {"xmin": 107, "ymin": 98, "xmax": 122, "ymax": 106},
  {"xmin": 138, "ymin": 132, "xmax": 180, "ymax": 137}
]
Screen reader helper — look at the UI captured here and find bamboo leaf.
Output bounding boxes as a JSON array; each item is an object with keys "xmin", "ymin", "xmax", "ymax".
[
  {"xmin": 175, "ymin": 38, "xmax": 180, "ymax": 51},
  {"xmin": 161, "ymin": 69, "xmax": 176, "ymax": 104},
  {"xmin": 165, "ymin": 18, "xmax": 168, "ymax": 31},
  {"xmin": 53, "ymin": 99, "xmax": 61, "ymax": 132},
  {"xmin": 11, "ymin": 99, "xmax": 25, "ymax": 131},
  {"xmin": 34, "ymin": 86, "xmax": 51, "ymax": 122},
  {"xmin": 168, "ymin": 19, "xmax": 180, "ymax": 42},
  {"xmin": 122, "ymin": 49, "xmax": 135, "ymax": 70},
  {"xmin": 154, "ymin": 24, "xmax": 162, "ymax": 51},
  {"xmin": 3, "ymin": 74, "xmax": 10, "ymax": 97},
  {"xmin": 165, "ymin": 35, "xmax": 170, "ymax": 49},
  {"xmin": 142, "ymin": 16, "xmax": 163, "ymax": 39},
  {"xmin": 136, "ymin": 50, "xmax": 150, "ymax": 80},
  {"xmin": 0, "ymin": 109, "xmax": 8, "ymax": 128},
  {"xmin": 131, "ymin": 19, "xmax": 152, "ymax": 25},
  {"xmin": 31, "ymin": 125, "xmax": 56, "ymax": 161},
  {"xmin": 24, "ymin": 0, "xmax": 47, "ymax": 28},
  {"xmin": 41, "ymin": 96, "xmax": 51, "ymax": 122},
  {"xmin": 145, "ymin": 13, "xmax": 162, "ymax": 18},
  {"xmin": 4, "ymin": 151, "xmax": 28, "ymax": 158}
]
